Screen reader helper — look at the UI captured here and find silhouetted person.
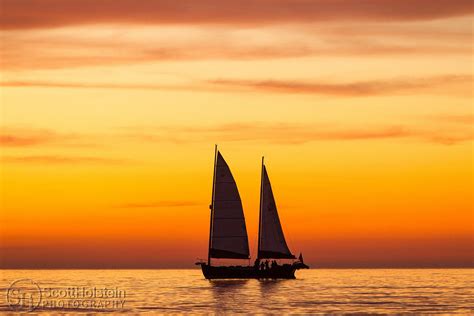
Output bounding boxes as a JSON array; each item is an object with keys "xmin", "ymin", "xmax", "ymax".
[
  {"xmin": 254, "ymin": 258, "xmax": 260, "ymax": 270},
  {"xmin": 271, "ymin": 260, "xmax": 277, "ymax": 269},
  {"xmin": 265, "ymin": 260, "xmax": 270, "ymax": 270},
  {"xmin": 260, "ymin": 262, "xmax": 265, "ymax": 271}
]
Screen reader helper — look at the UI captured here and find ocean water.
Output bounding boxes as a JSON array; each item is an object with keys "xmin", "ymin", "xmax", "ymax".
[{"xmin": 0, "ymin": 269, "xmax": 472, "ymax": 314}]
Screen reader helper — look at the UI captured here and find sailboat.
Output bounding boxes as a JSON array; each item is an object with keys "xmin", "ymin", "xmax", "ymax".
[{"xmin": 196, "ymin": 146, "xmax": 309, "ymax": 279}]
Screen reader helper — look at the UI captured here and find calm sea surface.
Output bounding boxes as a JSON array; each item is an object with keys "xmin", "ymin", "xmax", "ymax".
[{"xmin": 0, "ymin": 269, "xmax": 473, "ymax": 314}]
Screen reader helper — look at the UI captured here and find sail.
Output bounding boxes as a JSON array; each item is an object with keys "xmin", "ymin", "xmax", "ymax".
[
  {"xmin": 210, "ymin": 152, "xmax": 250, "ymax": 259},
  {"xmin": 258, "ymin": 165, "xmax": 295, "ymax": 259}
]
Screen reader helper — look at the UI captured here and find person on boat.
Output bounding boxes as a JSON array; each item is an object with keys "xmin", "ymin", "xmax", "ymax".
[
  {"xmin": 265, "ymin": 260, "xmax": 270, "ymax": 270},
  {"xmin": 260, "ymin": 261, "xmax": 265, "ymax": 271},
  {"xmin": 254, "ymin": 258, "xmax": 260, "ymax": 270},
  {"xmin": 271, "ymin": 260, "xmax": 277, "ymax": 269}
]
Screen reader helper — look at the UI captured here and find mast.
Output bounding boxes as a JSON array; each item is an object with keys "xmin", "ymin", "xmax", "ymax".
[
  {"xmin": 208, "ymin": 144, "xmax": 218, "ymax": 266},
  {"xmin": 257, "ymin": 156, "xmax": 264, "ymax": 259}
]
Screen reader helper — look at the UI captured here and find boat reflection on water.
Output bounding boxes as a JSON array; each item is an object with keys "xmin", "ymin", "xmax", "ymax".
[
  {"xmin": 209, "ymin": 279, "xmax": 249, "ymax": 289},
  {"xmin": 208, "ymin": 277, "xmax": 297, "ymax": 313},
  {"xmin": 208, "ymin": 279, "xmax": 250, "ymax": 313}
]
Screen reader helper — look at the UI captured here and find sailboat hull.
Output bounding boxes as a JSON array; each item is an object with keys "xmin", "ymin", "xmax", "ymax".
[{"xmin": 199, "ymin": 263, "xmax": 308, "ymax": 279}]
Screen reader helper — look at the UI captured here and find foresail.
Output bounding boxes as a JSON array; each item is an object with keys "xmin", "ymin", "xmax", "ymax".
[
  {"xmin": 258, "ymin": 165, "xmax": 295, "ymax": 259},
  {"xmin": 210, "ymin": 152, "xmax": 250, "ymax": 259}
]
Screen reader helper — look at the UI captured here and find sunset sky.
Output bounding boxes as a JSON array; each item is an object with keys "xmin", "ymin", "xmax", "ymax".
[{"xmin": 0, "ymin": 0, "xmax": 472, "ymax": 268}]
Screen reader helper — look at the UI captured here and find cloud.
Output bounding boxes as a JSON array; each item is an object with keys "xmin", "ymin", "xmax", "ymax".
[
  {"xmin": 174, "ymin": 123, "xmax": 412, "ymax": 142},
  {"xmin": 2, "ymin": 22, "xmax": 471, "ymax": 70},
  {"xmin": 0, "ymin": 127, "xmax": 90, "ymax": 147},
  {"xmin": 0, "ymin": 134, "xmax": 53, "ymax": 147},
  {"xmin": 1, "ymin": 155, "xmax": 130, "ymax": 164},
  {"xmin": 429, "ymin": 114, "xmax": 474, "ymax": 125},
  {"xmin": 117, "ymin": 201, "xmax": 201, "ymax": 208},
  {"xmin": 209, "ymin": 75, "xmax": 472, "ymax": 96},
  {"xmin": 2, "ymin": 118, "xmax": 471, "ymax": 160},
  {"xmin": 126, "ymin": 122, "xmax": 473, "ymax": 145},
  {"xmin": 0, "ymin": 127, "xmax": 133, "ymax": 165},
  {"xmin": 0, "ymin": 80, "xmax": 195, "ymax": 91},
  {"xmin": 2, "ymin": 74, "xmax": 471, "ymax": 97},
  {"xmin": 1, "ymin": 0, "xmax": 472, "ymax": 29},
  {"xmin": 425, "ymin": 134, "xmax": 474, "ymax": 145},
  {"xmin": 3, "ymin": 42, "xmax": 469, "ymax": 71}
]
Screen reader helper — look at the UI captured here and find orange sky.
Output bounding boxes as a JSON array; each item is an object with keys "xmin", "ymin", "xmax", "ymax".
[{"xmin": 0, "ymin": 0, "xmax": 473, "ymax": 268}]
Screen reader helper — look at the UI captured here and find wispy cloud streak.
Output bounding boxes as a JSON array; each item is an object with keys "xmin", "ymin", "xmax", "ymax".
[
  {"xmin": 428, "ymin": 114, "xmax": 474, "ymax": 125},
  {"xmin": 0, "ymin": 81, "xmax": 196, "ymax": 91},
  {"xmin": 2, "ymin": 23, "xmax": 471, "ymax": 70},
  {"xmin": 126, "ymin": 122, "xmax": 473, "ymax": 145},
  {"xmin": 209, "ymin": 75, "xmax": 472, "ymax": 96},
  {"xmin": 1, "ymin": 155, "xmax": 130, "ymax": 165},
  {"xmin": 0, "ymin": 127, "xmax": 90, "ymax": 147},
  {"xmin": 3, "ymin": 74, "xmax": 470, "ymax": 97},
  {"xmin": 1, "ymin": 0, "xmax": 472, "ymax": 29}
]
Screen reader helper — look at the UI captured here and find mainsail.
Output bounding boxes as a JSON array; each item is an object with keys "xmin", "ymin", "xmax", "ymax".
[
  {"xmin": 258, "ymin": 160, "xmax": 295, "ymax": 259},
  {"xmin": 209, "ymin": 151, "xmax": 250, "ymax": 260}
]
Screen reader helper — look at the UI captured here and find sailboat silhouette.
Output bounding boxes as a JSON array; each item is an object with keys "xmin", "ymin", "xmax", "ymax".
[{"xmin": 196, "ymin": 146, "xmax": 309, "ymax": 279}]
